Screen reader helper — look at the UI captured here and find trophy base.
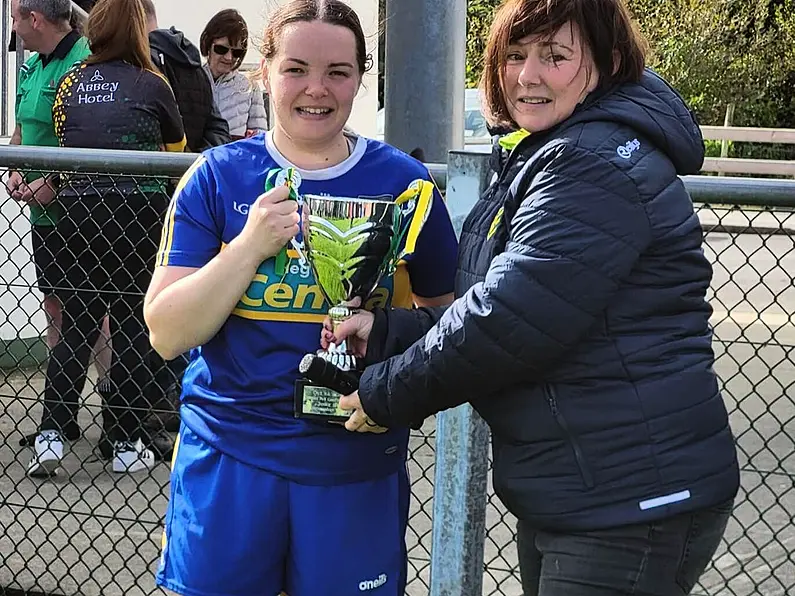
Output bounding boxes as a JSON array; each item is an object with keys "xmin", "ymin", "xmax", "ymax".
[
  {"xmin": 293, "ymin": 379, "xmax": 352, "ymax": 423},
  {"xmin": 293, "ymin": 303, "xmax": 361, "ymax": 423}
]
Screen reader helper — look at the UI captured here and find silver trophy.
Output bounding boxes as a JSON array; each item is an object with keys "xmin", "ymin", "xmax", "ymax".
[{"xmin": 293, "ymin": 179, "xmax": 434, "ymax": 422}]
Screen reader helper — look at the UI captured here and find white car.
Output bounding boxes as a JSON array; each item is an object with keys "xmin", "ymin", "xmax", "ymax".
[{"xmin": 376, "ymin": 88, "xmax": 491, "ymax": 151}]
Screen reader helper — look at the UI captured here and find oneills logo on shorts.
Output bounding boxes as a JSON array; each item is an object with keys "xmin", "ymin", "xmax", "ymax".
[{"xmin": 359, "ymin": 574, "xmax": 387, "ymax": 591}]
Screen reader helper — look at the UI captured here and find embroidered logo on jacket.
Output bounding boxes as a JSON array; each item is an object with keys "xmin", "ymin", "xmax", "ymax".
[{"xmin": 616, "ymin": 138, "xmax": 641, "ymax": 159}]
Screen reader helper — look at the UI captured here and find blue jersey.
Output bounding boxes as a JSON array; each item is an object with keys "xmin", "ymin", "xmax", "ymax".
[{"xmin": 156, "ymin": 132, "xmax": 458, "ymax": 485}]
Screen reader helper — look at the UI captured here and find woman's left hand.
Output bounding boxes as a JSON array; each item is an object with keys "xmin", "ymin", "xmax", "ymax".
[{"xmin": 340, "ymin": 391, "xmax": 389, "ymax": 433}]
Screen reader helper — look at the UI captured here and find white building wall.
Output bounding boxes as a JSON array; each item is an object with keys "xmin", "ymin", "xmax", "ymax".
[
  {"xmin": 0, "ymin": 0, "xmax": 379, "ymax": 347},
  {"xmin": 0, "ymin": 136, "xmax": 47, "ymax": 345},
  {"xmin": 152, "ymin": 0, "xmax": 379, "ymax": 136}
]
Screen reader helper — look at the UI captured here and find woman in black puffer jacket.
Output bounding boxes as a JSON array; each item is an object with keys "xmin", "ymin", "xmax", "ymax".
[{"xmin": 322, "ymin": 0, "xmax": 739, "ymax": 594}]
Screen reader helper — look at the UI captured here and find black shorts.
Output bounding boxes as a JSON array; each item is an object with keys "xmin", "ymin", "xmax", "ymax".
[
  {"xmin": 31, "ymin": 224, "xmax": 66, "ymax": 295},
  {"xmin": 56, "ymin": 191, "xmax": 168, "ymax": 295}
]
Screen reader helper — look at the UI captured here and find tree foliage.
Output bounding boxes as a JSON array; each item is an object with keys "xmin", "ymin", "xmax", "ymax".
[
  {"xmin": 631, "ymin": 0, "xmax": 795, "ymax": 130},
  {"xmin": 466, "ymin": 0, "xmax": 501, "ymax": 87},
  {"xmin": 463, "ymin": 0, "xmax": 795, "ymax": 134}
]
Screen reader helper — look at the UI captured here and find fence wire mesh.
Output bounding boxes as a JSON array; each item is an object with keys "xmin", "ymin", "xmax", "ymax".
[{"xmin": 0, "ymin": 159, "xmax": 792, "ymax": 596}]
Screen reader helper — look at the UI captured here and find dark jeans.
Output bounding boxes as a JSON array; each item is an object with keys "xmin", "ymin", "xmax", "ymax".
[
  {"xmin": 517, "ymin": 500, "xmax": 733, "ymax": 596},
  {"xmin": 39, "ymin": 190, "xmax": 167, "ymax": 442}
]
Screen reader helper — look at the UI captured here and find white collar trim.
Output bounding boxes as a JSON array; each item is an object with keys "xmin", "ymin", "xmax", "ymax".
[{"xmin": 265, "ymin": 130, "xmax": 367, "ymax": 180}]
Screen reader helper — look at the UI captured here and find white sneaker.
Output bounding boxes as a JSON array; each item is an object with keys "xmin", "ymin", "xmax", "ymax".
[
  {"xmin": 27, "ymin": 431, "xmax": 64, "ymax": 477},
  {"xmin": 112, "ymin": 438, "xmax": 155, "ymax": 473}
]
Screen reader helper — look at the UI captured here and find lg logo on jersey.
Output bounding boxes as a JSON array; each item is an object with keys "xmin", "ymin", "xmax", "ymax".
[
  {"xmin": 233, "ymin": 201, "xmax": 250, "ymax": 216},
  {"xmin": 359, "ymin": 574, "xmax": 387, "ymax": 591}
]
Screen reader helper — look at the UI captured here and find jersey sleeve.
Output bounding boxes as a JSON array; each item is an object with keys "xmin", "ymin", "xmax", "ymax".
[
  {"xmin": 151, "ymin": 72, "xmax": 187, "ymax": 152},
  {"xmin": 406, "ymin": 176, "xmax": 458, "ymax": 298},
  {"xmin": 14, "ymin": 58, "xmax": 34, "ymax": 120},
  {"xmin": 52, "ymin": 67, "xmax": 78, "ymax": 144},
  {"xmin": 14, "ymin": 78, "xmax": 22, "ymax": 119},
  {"xmin": 156, "ymin": 156, "xmax": 222, "ymax": 268}
]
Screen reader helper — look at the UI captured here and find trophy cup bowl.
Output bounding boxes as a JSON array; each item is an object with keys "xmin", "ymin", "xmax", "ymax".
[{"xmin": 293, "ymin": 181, "xmax": 434, "ymax": 422}]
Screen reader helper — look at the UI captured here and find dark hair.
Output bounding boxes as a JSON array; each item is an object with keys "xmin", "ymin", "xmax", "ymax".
[
  {"xmin": 261, "ymin": 0, "xmax": 372, "ymax": 76},
  {"xmin": 85, "ymin": 0, "xmax": 155, "ymax": 71},
  {"xmin": 200, "ymin": 9, "xmax": 248, "ymax": 71},
  {"xmin": 480, "ymin": 0, "xmax": 646, "ymax": 129},
  {"xmin": 69, "ymin": 0, "xmax": 92, "ymax": 34}
]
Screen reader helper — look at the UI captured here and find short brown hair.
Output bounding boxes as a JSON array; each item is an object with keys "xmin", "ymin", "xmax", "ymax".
[
  {"xmin": 480, "ymin": 0, "xmax": 646, "ymax": 129},
  {"xmin": 260, "ymin": 0, "xmax": 372, "ymax": 76},
  {"xmin": 84, "ymin": 0, "xmax": 155, "ymax": 71},
  {"xmin": 200, "ymin": 9, "xmax": 249, "ymax": 71}
]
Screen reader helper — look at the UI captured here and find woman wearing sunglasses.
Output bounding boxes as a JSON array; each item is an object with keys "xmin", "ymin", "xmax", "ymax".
[{"xmin": 200, "ymin": 9, "xmax": 268, "ymax": 140}]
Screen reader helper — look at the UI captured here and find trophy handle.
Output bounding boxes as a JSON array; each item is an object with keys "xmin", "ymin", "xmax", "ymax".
[
  {"xmin": 391, "ymin": 179, "xmax": 435, "ymax": 267},
  {"xmin": 290, "ymin": 238, "xmax": 308, "ymax": 266}
]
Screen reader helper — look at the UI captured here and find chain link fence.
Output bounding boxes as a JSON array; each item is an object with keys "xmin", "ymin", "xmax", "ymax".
[{"xmin": 0, "ymin": 147, "xmax": 793, "ymax": 596}]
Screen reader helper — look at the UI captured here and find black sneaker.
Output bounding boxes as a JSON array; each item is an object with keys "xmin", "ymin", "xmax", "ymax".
[
  {"xmin": 19, "ymin": 425, "xmax": 80, "ymax": 447},
  {"xmin": 98, "ymin": 430, "xmax": 171, "ymax": 462},
  {"xmin": 147, "ymin": 429, "xmax": 175, "ymax": 462},
  {"xmin": 143, "ymin": 382, "xmax": 181, "ymax": 433},
  {"xmin": 158, "ymin": 412, "xmax": 181, "ymax": 433}
]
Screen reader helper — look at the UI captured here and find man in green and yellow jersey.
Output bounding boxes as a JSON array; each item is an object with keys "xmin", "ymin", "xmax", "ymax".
[{"xmin": 8, "ymin": 0, "xmax": 110, "ymax": 449}]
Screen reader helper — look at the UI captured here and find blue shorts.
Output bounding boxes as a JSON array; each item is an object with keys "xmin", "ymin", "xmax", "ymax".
[{"xmin": 156, "ymin": 424, "xmax": 410, "ymax": 596}]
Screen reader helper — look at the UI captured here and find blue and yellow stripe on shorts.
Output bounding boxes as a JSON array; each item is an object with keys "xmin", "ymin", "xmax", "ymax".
[{"xmin": 160, "ymin": 432, "xmax": 182, "ymax": 556}]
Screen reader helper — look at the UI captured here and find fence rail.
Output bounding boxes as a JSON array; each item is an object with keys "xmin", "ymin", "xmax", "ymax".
[
  {"xmin": 461, "ymin": 125, "xmax": 795, "ymax": 177},
  {"xmin": 0, "ymin": 147, "xmax": 794, "ymax": 596},
  {"xmin": 700, "ymin": 126, "xmax": 795, "ymax": 144},
  {"xmin": 703, "ymin": 157, "xmax": 795, "ymax": 177}
]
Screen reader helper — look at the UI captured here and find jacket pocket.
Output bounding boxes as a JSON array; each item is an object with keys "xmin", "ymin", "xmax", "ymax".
[{"xmin": 544, "ymin": 385, "xmax": 595, "ymax": 488}]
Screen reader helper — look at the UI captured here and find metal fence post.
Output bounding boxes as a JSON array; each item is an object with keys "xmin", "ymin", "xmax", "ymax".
[
  {"xmin": 2, "ymin": 0, "xmax": 9, "ymax": 136},
  {"xmin": 430, "ymin": 151, "xmax": 493, "ymax": 596},
  {"xmin": 383, "ymin": 0, "xmax": 467, "ymax": 162}
]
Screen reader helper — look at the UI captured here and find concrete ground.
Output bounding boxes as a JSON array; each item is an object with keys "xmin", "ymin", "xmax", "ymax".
[{"xmin": 0, "ymin": 224, "xmax": 793, "ymax": 596}]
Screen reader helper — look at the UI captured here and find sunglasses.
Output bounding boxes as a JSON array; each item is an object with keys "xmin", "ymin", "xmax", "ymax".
[{"xmin": 212, "ymin": 44, "xmax": 245, "ymax": 59}]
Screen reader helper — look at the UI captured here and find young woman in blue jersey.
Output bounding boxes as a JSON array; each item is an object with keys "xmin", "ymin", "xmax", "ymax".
[{"xmin": 145, "ymin": 1, "xmax": 457, "ymax": 595}]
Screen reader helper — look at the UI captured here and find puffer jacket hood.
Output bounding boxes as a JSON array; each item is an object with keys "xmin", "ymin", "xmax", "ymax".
[
  {"xmin": 149, "ymin": 27, "xmax": 201, "ymax": 68},
  {"xmin": 567, "ymin": 69, "xmax": 705, "ymax": 175}
]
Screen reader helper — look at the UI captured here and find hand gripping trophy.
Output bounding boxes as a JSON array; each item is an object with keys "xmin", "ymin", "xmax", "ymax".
[{"xmin": 293, "ymin": 179, "xmax": 435, "ymax": 422}]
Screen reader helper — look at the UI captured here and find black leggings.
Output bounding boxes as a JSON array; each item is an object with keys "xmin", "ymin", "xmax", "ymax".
[
  {"xmin": 41, "ymin": 292, "xmax": 150, "ymax": 440},
  {"xmin": 39, "ymin": 189, "xmax": 168, "ymax": 441}
]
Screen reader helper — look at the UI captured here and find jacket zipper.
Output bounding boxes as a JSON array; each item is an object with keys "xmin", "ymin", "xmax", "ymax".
[
  {"xmin": 490, "ymin": 131, "xmax": 550, "ymax": 236},
  {"xmin": 495, "ymin": 133, "xmax": 535, "ymax": 187},
  {"xmin": 544, "ymin": 385, "xmax": 595, "ymax": 488}
]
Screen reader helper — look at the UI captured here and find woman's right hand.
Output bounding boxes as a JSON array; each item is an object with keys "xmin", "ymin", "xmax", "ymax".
[
  {"xmin": 321, "ymin": 310, "xmax": 375, "ymax": 359},
  {"xmin": 235, "ymin": 185, "xmax": 300, "ymax": 262}
]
